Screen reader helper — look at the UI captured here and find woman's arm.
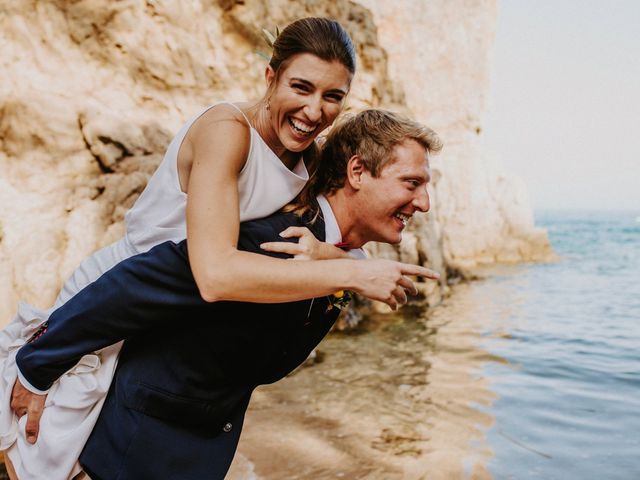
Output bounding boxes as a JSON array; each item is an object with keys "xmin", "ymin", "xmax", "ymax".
[{"xmin": 183, "ymin": 107, "xmax": 437, "ymax": 307}]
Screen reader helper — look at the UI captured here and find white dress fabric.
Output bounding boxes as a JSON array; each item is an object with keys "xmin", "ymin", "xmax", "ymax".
[{"xmin": 0, "ymin": 102, "xmax": 309, "ymax": 480}]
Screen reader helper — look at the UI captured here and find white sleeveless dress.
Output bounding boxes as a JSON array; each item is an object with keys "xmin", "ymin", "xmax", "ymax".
[{"xmin": 0, "ymin": 103, "xmax": 309, "ymax": 480}]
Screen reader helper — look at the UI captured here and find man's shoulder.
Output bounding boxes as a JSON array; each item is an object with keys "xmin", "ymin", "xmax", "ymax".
[
  {"xmin": 237, "ymin": 208, "xmax": 325, "ymax": 257},
  {"xmin": 246, "ymin": 208, "xmax": 320, "ymax": 230}
]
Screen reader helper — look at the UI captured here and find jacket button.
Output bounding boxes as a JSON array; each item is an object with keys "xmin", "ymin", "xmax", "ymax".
[{"xmin": 223, "ymin": 422, "xmax": 233, "ymax": 433}]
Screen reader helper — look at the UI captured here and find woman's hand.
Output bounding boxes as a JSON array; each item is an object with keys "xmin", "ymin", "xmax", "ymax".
[
  {"xmin": 260, "ymin": 226, "xmax": 350, "ymax": 260},
  {"xmin": 351, "ymin": 259, "xmax": 440, "ymax": 310}
]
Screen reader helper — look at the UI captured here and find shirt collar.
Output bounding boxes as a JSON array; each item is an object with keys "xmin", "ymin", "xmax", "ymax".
[{"xmin": 316, "ymin": 195, "xmax": 367, "ymax": 259}]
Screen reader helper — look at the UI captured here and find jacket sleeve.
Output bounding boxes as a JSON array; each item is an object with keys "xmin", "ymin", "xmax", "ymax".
[
  {"xmin": 16, "ymin": 241, "xmax": 210, "ymax": 392},
  {"xmin": 16, "ymin": 215, "xmax": 310, "ymax": 393},
  {"xmin": 16, "ymin": 213, "xmax": 317, "ymax": 392}
]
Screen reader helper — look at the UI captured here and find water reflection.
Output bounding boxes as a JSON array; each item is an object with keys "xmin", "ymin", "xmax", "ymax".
[
  {"xmin": 230, "ymin": 282, "xmax": 509, "ymax": 480},
  {"xmin": 229, "ymin": 212, "xmax": 640, "ymax": 479}
]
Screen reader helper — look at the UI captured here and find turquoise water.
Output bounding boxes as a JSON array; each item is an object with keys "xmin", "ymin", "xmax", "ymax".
[{"xmin": 482, "ymin": 211, "xmax": 640, "ymax": 479}]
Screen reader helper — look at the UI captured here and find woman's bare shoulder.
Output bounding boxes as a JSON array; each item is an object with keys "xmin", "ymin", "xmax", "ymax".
[
  {"xmin": 190, "ymin": 103, "xmax": 250, "ymax": 137},
  {"xmin": 185, "ymin": 103, "xmax": 251, "ymax": 163}
]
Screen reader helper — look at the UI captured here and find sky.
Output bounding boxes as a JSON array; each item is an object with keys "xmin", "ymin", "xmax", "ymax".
[{"xmin": 482, "ymin": 0, "xmax": 640, "ymax": 212}]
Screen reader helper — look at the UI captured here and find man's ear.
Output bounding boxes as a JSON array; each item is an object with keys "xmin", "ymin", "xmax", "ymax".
[{"xmin": 346, "ymin": 155, "xmax": 365, "ymax": 190}]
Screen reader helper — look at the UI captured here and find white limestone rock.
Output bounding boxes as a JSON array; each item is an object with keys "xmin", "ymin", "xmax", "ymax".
[{"xmin": 0, "ymin": 0, "xmax": 552, "ymax": 325}]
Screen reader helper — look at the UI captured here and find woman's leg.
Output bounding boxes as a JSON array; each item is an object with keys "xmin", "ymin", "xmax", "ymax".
[{"xmin": 0, "ymin": 239, "xmax": 135, "ymax": 480}]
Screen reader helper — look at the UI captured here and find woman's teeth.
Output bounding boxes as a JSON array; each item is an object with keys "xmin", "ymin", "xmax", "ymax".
[{"xmin": 289, "ymin": 117, "xmax": 317, "ymax": 136}]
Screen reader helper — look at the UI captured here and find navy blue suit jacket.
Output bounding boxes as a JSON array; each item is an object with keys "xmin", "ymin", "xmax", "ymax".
[{"xmin": 16, "ymin": 209, "xmax": 341, "ymax": 480}]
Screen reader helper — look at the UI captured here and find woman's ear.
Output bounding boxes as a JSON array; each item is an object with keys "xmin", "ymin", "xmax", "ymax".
[
  {"xmin": 265, "ymin": 65, "xmax": 276, "ymax": 89},
  {"xmin": 346, "ymin": 155, "xmax": 365, "ymax": 190}
]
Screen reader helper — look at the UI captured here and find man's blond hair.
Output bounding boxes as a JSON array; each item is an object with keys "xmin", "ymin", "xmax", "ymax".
[{"xmin": 289, "ymin": 109, "xmax": 442, "ymax": 216}]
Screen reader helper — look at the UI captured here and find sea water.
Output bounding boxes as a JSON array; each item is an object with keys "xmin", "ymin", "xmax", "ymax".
[
  {"xmin": 481, "ymin": 210, "xmax": 640, "ymax": 479},
  {"xmin": 231, "ymin": 210, "xmax": 639, "ymax": 479}
]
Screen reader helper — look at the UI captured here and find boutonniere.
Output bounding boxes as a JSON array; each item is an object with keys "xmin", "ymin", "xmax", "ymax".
[{"xmin": 326, "ymin": 290, "xmax": 353, "ymax": 312}]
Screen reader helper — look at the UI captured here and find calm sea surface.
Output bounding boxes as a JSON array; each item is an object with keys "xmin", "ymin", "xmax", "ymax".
[
  {"xmin": 481, "ymin": 210, "xmax": 640, "ymax": 479},
  {"xmin": 233, "ymin": 210, "xmax": 639, "ymax": 479}
]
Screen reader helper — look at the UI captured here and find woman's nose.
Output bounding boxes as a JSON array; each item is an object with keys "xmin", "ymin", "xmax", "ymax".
[{"xmin": 304, "ymin": 97, "xmax": 322, "ymax": 123}]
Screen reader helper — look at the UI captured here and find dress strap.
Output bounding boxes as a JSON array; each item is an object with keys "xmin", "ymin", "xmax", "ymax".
[{"xmin": 223, "ymin": 102, "xmax": 252, "ymax": 128}]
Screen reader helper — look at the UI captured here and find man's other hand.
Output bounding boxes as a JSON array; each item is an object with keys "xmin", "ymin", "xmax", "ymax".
[{"xmin": 10, "ymin": 378, "xmax": 46, "ymax": 444}]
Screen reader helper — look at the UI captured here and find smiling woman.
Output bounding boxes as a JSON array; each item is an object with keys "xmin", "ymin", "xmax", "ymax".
[
  {"xmin": 0, "ymin": 17, "xmax": 440, "ymax": 480},
  {"xmin": 244, "ymin": 52, "xmax": 352, "ymax": 168}
]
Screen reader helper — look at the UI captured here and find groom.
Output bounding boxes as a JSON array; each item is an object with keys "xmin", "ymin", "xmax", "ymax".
[{"xmin": 12, "ymin": 110, "xmax": 441, "ymax": 479}]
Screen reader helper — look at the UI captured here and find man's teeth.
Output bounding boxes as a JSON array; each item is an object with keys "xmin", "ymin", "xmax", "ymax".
[
  {"xmin": 289, "ymin": 118, "xmax": 317, "ymax": 135},
  {"xmin": 394, "ymin": 213, "xmax": 411, "ymax": 225}
]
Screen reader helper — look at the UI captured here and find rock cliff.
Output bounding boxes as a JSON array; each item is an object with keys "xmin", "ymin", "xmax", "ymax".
[{"xmin": 0, "ymin": 0, "xmax": 552, "ymax": 324}]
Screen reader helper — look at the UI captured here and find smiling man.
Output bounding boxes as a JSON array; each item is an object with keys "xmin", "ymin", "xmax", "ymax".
[
  {"xmin": 315, "ymin": 111, "xmax": 435, "ymax": 247},
  {"xmin": 10, "ymin": 109, "xmax": 441, "ymax": 480}
]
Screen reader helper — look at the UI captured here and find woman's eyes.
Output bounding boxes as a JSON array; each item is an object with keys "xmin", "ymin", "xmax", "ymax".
[
  {"xmin": 325, "ymin": 93, "xmax": 344, "ymax": 102},
  {"xmin": 291, "ymin": 84, "xmax": 343, "ymax": 102}
]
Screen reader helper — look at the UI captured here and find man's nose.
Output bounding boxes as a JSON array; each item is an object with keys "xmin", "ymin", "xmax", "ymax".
[{"xmin": 414, "ymin": 188, "xmax": 430, "ymax": 212}]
